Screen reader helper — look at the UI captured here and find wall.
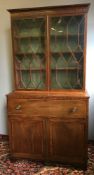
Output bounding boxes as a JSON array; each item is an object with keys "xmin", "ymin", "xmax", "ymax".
[{"xmin": 0, "ymin": 0, "xmax": 94, "ymax": 139}]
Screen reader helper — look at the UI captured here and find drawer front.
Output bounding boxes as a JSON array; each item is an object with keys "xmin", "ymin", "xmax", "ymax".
[
  {"xmin": 7, "ymin": 99, "xmax": 87, "ymax": 118},
  {"xmin": 48, "ymin": 100, "xmax": 87, "ymax": 118}
]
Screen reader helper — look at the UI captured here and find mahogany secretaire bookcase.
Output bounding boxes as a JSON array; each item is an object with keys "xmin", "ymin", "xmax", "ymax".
[{"xmin": 7, "ymin": 4, "xmax": 90, "ymax": 169}]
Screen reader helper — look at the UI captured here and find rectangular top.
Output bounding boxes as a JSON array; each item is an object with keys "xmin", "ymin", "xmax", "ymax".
[
  {"xmin": 7, "ymin": 90, "xmax": 89, "ymax": 99},
  {"xmin": 8, "ymin": 3, "xmax": 90, "ymax": 14}
]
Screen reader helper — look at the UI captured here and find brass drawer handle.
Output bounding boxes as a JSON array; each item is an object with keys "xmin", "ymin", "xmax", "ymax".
[
  {"xmin": 15, "ymin": 105, "xmax": 22, "ymax": 110},
  {"xmin": 72, "ymin": 107, "xmax": 77, "ymax": 113}
]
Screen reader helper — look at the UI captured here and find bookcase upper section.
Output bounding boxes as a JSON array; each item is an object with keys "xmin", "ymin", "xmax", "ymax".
[{"xmin": 8, "ymin": 4, "xmax": 90, "ymax": 90}]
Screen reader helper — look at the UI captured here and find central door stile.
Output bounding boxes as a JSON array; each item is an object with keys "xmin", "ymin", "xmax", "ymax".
[
  {"xmin": 46, "ymin": 15, "xmax": 50, "ymax": 91},
  {"xmin": 43, "ymin": 117, "xmax": 49, "ymax": 159}
]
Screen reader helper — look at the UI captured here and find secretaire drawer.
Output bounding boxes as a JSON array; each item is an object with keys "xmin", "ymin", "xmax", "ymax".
[{"xmin": 7, "ymin": 98, "xmax": 87, "ymax": 118}]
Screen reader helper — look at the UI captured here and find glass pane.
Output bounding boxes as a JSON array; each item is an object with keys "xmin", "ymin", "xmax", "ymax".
[
  {"xmin": 51, "ymin": 70, "xmax": 83, "ymax": 89},
  {"xmin": 13, "ymin": 18, "xmax": 45, "ymax": 37},
  {"xmin": 13, "ymin": 17, "xmax": 46, "ymax": 89},
  {"xmin": 16, "ymin": 70, "xmax": 46, "ymax": 89},
  {"xmin": 50, "ymin": 15, "xmax": 84, "ymax": 89},
  {"xmin": 16, "ymin": 54, "xmax": 45, "ymax": 69}
]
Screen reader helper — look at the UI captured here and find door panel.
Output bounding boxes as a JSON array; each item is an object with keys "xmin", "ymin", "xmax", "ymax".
[
  {"xmin": 9, "ymin": 116, "xmax": 45, "ymax": 159},
  {"xmin": 13, "ymin": 17, "xmax": 46, "ymax": 90},
  {"xmin": 47, "ymin": 118, "xmax": 86, "ymax": 162},
  {"xmin": 50, "ymin": 15, "xmax": 84, "ymax": 90}
]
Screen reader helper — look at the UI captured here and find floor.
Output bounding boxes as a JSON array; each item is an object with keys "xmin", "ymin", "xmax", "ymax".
[{"xmin": 0, "ymin": 138, "xmax": 94, "ymax": 174}]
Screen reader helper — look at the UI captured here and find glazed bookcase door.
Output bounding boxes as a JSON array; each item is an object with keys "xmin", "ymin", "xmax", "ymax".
[
  {"xmin": 12, "ymin": 17, "xmax": 46, "ymax": 89},
  {"xmin": 12, "ymin": 13, "xmax": 85, "ymax": 91},
  {"xmin": 50, "ymin": 15, "xmax": 85, "ymax": 90}
]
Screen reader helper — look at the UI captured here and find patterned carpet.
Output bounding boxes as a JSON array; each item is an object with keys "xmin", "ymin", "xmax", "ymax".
[{"xmin": 0, "ymin": 138, "xmax": 94, "ymax": 174}]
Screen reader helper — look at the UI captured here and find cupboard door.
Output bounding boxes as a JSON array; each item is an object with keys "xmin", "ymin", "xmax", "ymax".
[
  {"xmin": 9, "ymin": 117, "xmax": 45, "ymax": 159},
  {"xmin": 12, "ymin": 17, "xmax": 46, "ymax": 90},
  {"xmin": 50, "ymin": 15, "xmax": 85, "ymax": 90},
  {"xmin": 47, "ymin": 118, "xmax": 86, "ymax": 163}
]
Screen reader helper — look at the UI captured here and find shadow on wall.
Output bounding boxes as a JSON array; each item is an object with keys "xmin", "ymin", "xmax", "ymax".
[
  {"xmin": 6, "ymin": 29, "xmax": 14, "ymax": 91},
  {"xmin": 88, "ymin": 94, "xmax": 94, "ymax": 140}
]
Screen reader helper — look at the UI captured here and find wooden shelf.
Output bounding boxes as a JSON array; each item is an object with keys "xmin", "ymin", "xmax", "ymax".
[
  {"xmin": 16, "ymin": 67, "xmax": 82, "ymax": 71},
  {"xmin": 14, "ymin": 33, "xmax": 84, "ymax": 39},
  {"xmin": 15, "ymin": 52, "xmax": 45, "ymax": 56},
  {"xmin": 50, "ymin": 33, "xmax": 84, "ymax": 37},
  {"xmin": 51, "ymin": 51, "xmax": 83, "ymax": 55},
  {"xmin": 14, "ymin": 35, "xmax": 44, "ymax": 39},
  {"xmin": 51, "ymin": 67, "xmax": 82, "ymax": 71},
  {"xmin": 16, "ymin": 68, "xmax": 45, "ymax": 71},
  {"xmin": 15, "ymin": 51, "xmax": 83, "ymax": 56}
]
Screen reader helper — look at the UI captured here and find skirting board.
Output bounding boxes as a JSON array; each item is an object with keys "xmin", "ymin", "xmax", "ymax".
[{"xmin": 0, "ymin": 134, "xmax": 9, "ymax": 141}]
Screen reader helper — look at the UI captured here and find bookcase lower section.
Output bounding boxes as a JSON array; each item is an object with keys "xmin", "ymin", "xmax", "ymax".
[{"xmin": 7, "ymin": 91, "xmax": 89, "ymax": 169}]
